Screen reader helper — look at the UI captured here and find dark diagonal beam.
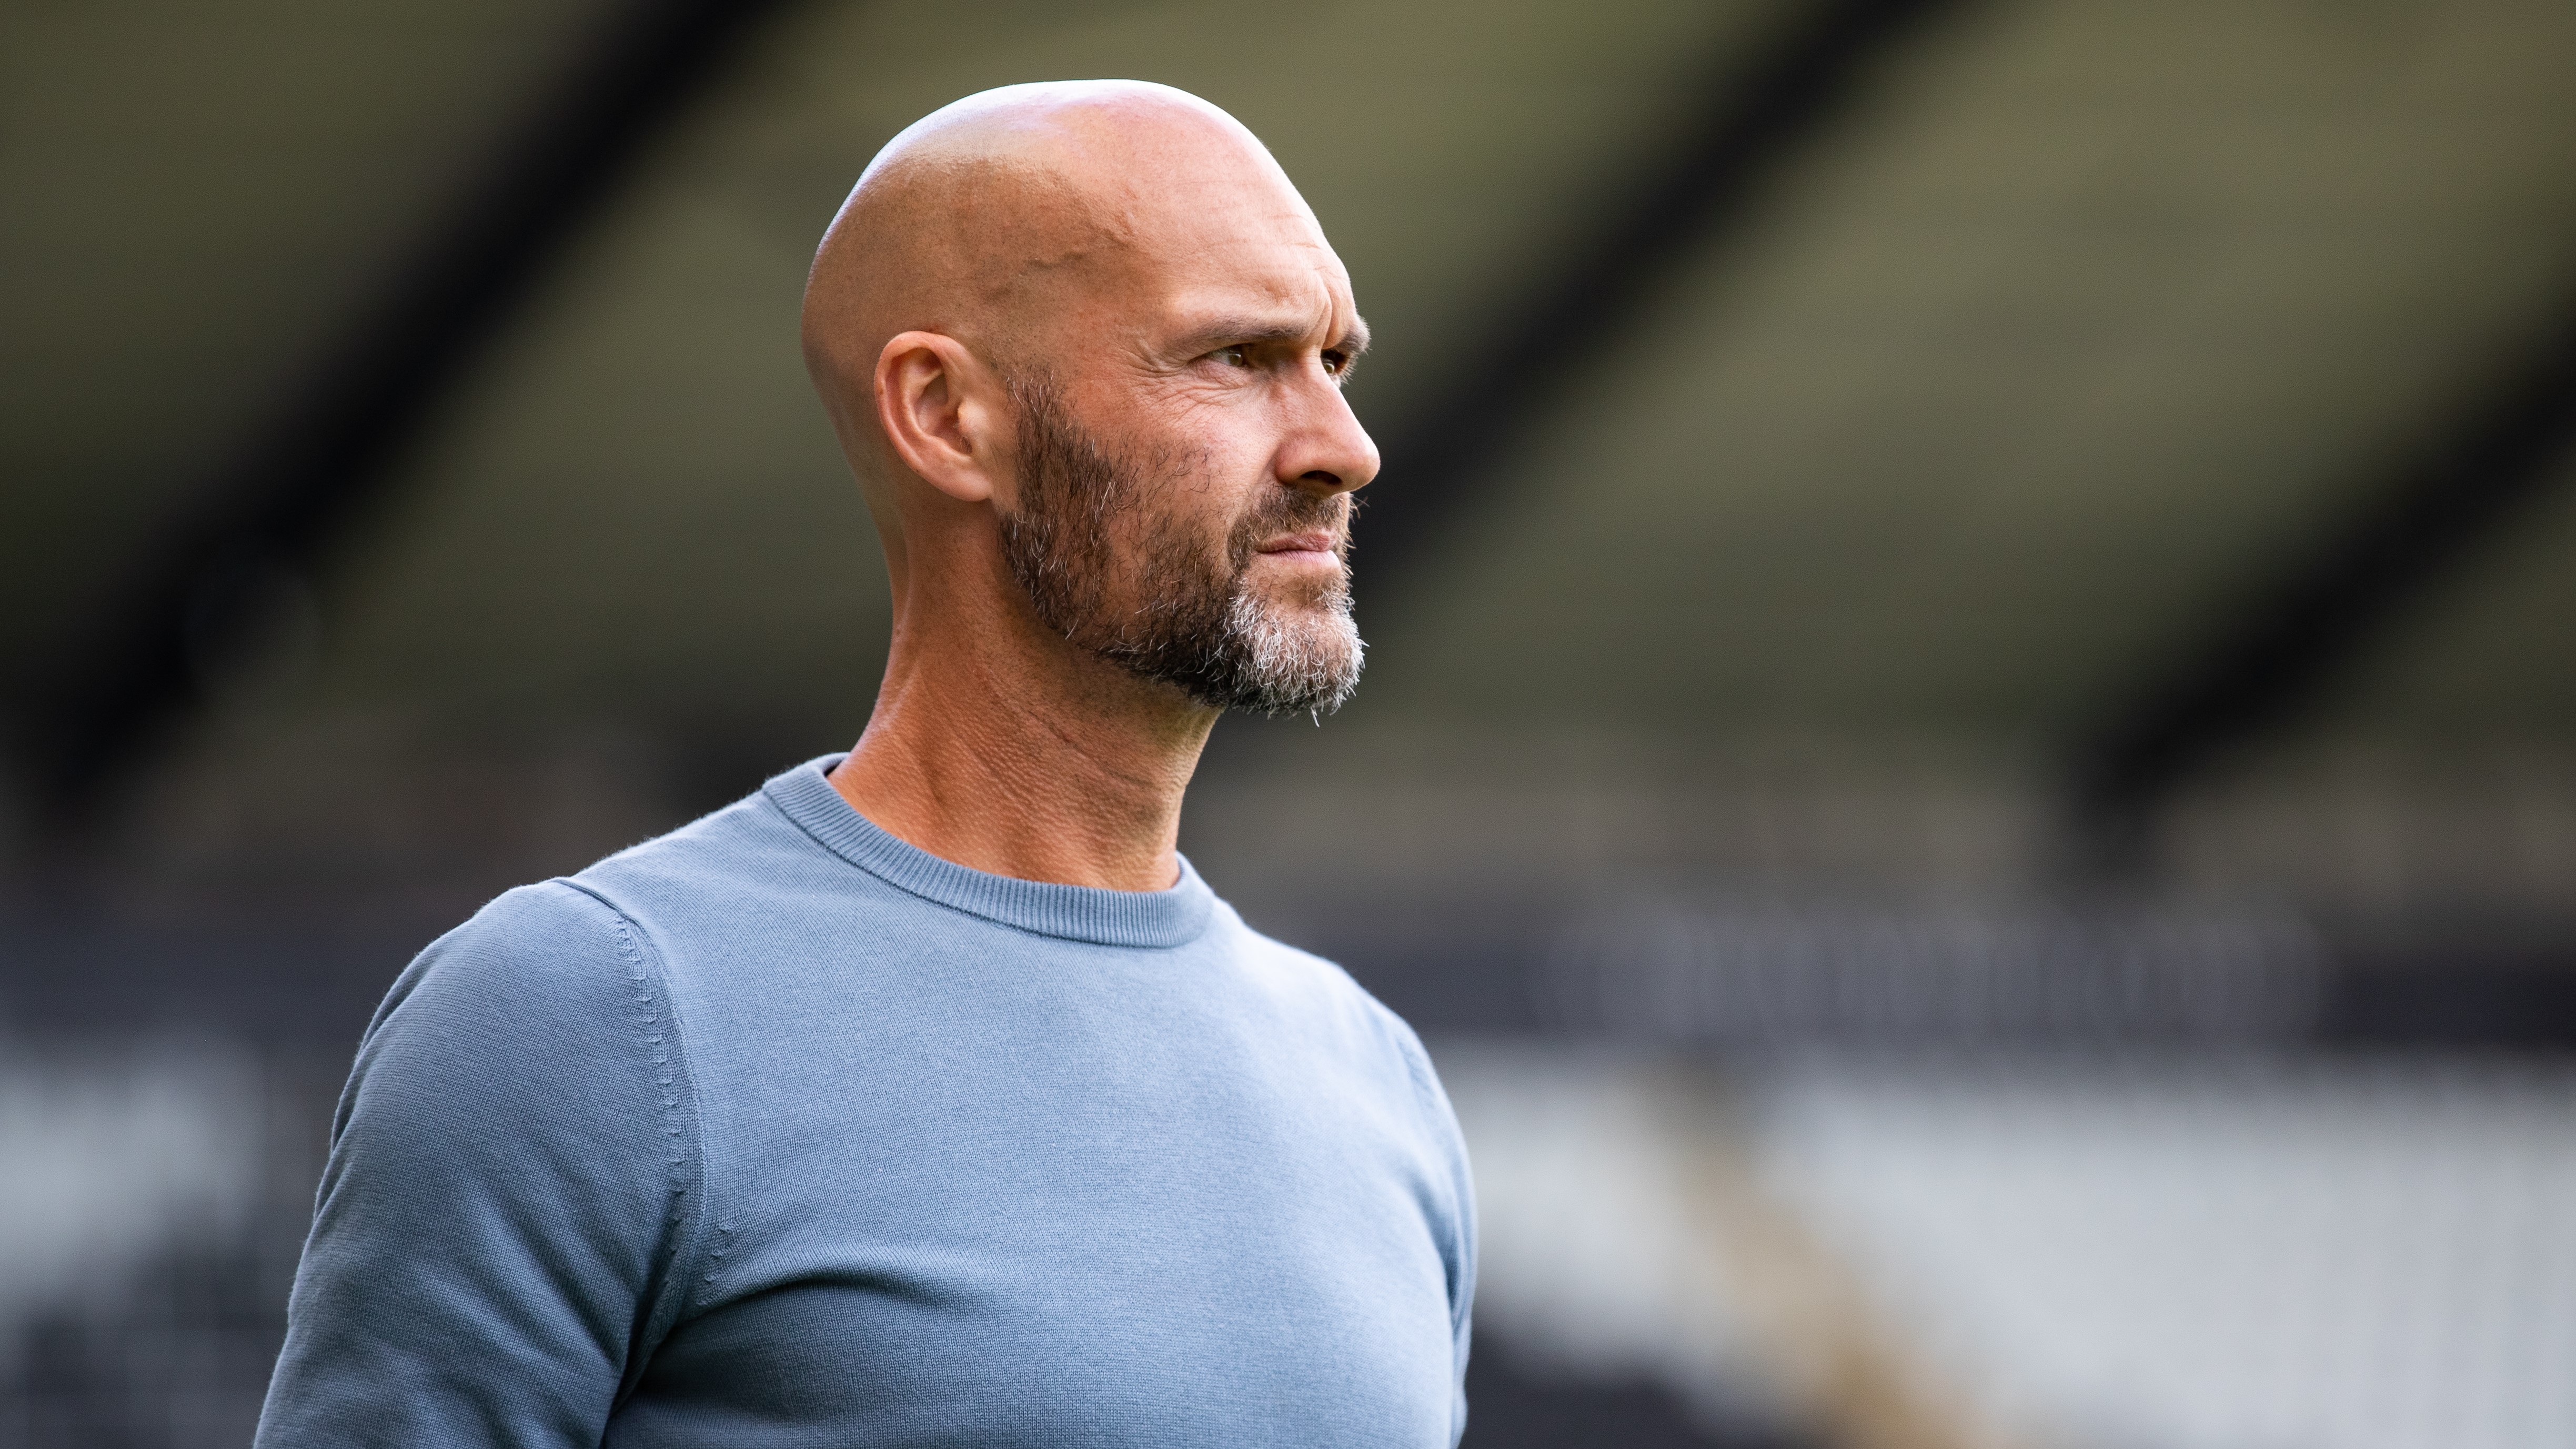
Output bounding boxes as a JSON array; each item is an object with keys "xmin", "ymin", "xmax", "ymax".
[
  {"xmin": 2071, "ymin": 304, "xmax": 2576, "ymax": 864},
  {"xmin": 1354, "ymin": 0, "xmax": 1966, "ymax": 582},
  {"xmin": 31, "ymin": 0, "xmax": 800, "ymax": 829}
]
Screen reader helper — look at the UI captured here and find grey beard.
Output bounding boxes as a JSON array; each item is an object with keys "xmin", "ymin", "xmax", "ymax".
[
  {"xmin": 1202, "ymin": 575, "xmax": 1365, "ymax": 717},
  {"xmin": 998, "ymin": 374, "xmax": 1363, "ymax": 717}
]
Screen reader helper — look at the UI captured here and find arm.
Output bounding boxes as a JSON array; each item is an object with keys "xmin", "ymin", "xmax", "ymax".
[
  {"xmin": 255, "ymin": 882, "xmax": 706, "ymax": 1447},
  {"xmin": 1390, "ymin": 1023, "xmax": 1479, "ymax": 1449}
]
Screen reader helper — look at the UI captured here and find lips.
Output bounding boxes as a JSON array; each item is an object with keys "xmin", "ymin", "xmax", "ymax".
[{"xmin": 1256, "ymin": 531, "xmax": 1340, "ymax": 555}]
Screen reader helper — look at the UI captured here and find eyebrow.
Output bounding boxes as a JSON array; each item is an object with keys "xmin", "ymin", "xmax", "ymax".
[{"xmin": 1179, "ymin": 314, "xmax": 1372, "ymax": 358}]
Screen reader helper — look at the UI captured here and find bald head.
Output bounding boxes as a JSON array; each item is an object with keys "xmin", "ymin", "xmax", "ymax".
[{"xmin": 801, "ymin": 81, "xmax": 1344, "ymax": 492}]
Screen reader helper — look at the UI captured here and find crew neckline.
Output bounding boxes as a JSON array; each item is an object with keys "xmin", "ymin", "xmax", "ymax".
[{"xmin": 762, "ymin": 755, "xmax": 1215, "ymax": 949}]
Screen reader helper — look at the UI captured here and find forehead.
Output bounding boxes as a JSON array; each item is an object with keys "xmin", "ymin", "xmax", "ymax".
[{"xmin": 1110, "ymin": 175, "xmax": 1357, "ymax": 336}]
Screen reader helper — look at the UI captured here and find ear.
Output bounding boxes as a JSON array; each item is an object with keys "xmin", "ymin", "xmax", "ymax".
[{"xmin": 874, "ymin": 330, "xmax": 1008, "ymax": 505}]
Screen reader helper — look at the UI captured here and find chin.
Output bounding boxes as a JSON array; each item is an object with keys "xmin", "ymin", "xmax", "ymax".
[{"xmin": 1250, "ymin": 569, "xmax": 1349, "ymax": 615}]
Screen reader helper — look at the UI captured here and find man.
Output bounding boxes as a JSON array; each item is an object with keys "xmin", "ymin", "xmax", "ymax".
[{"xmin": 254, "ymin": 80, "xmax": 1476, "ymax": 1446}]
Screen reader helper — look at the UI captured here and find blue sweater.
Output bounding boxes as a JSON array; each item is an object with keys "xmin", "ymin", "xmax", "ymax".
[{"xmin": 255, "ymin": 757, "xmax": 1474, "ymax": 1447}]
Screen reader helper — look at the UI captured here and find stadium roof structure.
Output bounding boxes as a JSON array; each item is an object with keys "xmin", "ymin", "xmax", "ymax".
[{"xmin": 8, "ymin": 0, "xmax": 2576, "ymax": 1039}]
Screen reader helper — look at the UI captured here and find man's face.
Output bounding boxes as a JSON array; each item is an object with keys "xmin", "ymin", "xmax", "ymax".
[{"xmin": 994, "ymin": 156, "xmax": 1378, "ymax": 717}]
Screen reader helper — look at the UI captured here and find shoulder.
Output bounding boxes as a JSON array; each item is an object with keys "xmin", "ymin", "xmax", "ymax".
[
  {"xmin": 1222, "ymin": 909, "xmax": 1379, "ymax": 1015},
  {"xmin": 571, "ymin": 786, "xmax": 812, "ymax": 913},
  {"xmin": 553, "ymin": 780, "xmax": 892, "ymax": 970},
  {"xmin": 375, "ymin": 880, "xmax": 645, "ymax": 1041},
  {"xmin": 348, "ymin": 881, "xmax": 669, "ymax": 1141},
  {"xmin": 337, "ymin": 879, "xmax": 703, "ymax": 1237},
  {"xmin": 1221, "ymin": 909, "xmax": 1453, "ymax": 1112}
]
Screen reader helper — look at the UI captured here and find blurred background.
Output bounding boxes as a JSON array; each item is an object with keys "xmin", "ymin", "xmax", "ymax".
[{"xmin": 6, "ymin": 0, "xmax": 2576, "ymax": 1444}]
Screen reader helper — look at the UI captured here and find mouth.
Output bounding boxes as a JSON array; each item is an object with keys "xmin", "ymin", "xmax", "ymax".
[{"xmin": 1254, "ymin": 530, "xmax": 1342, "ymax": 563}]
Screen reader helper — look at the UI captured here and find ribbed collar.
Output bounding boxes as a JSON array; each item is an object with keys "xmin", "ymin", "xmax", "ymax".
[{"xmin": 763, "ymin": 755, "xmax": 1215, "ymax": 949}]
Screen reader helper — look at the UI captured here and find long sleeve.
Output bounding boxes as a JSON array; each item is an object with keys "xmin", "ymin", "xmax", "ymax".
[{"xmin": 255, "ymin": 882, "xmax": 707, "ymax": 1447}]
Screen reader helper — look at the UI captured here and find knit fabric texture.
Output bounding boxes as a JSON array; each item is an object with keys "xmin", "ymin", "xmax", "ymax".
[{"xmin": 255, "ymin": 756, "xmax": 1475, "ymax": 1447}]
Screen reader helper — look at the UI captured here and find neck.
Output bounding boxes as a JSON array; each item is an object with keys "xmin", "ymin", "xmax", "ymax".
[{"xmin": 829, "ymin": 554, "xmax": 1217, "ymax": 892}]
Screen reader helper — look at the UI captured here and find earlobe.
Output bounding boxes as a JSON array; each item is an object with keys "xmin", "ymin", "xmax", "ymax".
[{"xmin": 875, "ymin": 330, "xmax": 999, "ymax": 505}]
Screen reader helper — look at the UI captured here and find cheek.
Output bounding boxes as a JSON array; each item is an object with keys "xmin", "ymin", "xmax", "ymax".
[
  {"xmin": 1156, "ymin": 388, "xmax": 1280, "ymax": 487},
  {"xmin": 1131, "ymin": 430, "xmax": 1259, "ymax": 546}
]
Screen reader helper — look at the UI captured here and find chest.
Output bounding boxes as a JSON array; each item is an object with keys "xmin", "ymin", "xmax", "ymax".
[{"xmin": 617, "ymin": 969, "xmax": 1461, "ymax": 1447}]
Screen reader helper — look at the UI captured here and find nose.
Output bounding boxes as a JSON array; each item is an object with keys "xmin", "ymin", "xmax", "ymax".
[{"xmin": 1276, "ymin": 368, "xmax": 1379, "ymax": 497}]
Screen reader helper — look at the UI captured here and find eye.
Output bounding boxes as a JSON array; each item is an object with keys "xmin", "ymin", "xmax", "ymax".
[
  {"xmin": 1213, "ymin": 344, "xmax": 1252, "ymax": 368},
  {"xmin": 1321, "ymin": 350, "xmax": 1348, "ymax": 375}
]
